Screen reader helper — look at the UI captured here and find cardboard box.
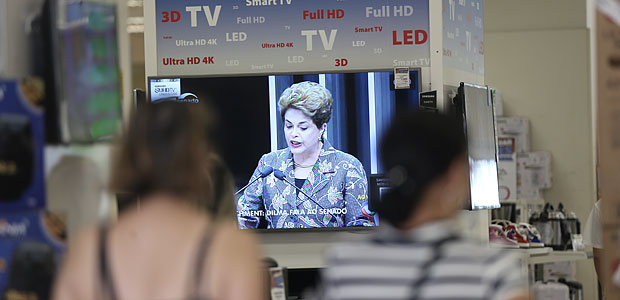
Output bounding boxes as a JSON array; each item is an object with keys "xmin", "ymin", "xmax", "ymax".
[
  {"xmin": 518, "ymin": 152, "xmax": 553, "ymax": 190},
  {"xmin": 496, "ymin": 117, "xmax": 541, "ymax": 201},
  {"xmin": 516, "ymin": 152, "xmax": 554, "ymax": 200},
  {"xmin": 0, "ymin": 210, "xmax": 65, "ymax": 296},
  {"xmin": 496, "ymin": 117, "xmax": 531, "ymax": 153},
  {"xmin": 0, "ymin": 78, "xmax": 46, "ymax": 211},
  {"xmin": 497, "ymin": 137, "xmax": 517, "ymax": 201}
]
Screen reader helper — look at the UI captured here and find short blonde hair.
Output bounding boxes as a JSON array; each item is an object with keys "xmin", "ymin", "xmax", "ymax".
[{"xmin": 278, "ymin": 81, "xmax": 333, "ymax": 128}]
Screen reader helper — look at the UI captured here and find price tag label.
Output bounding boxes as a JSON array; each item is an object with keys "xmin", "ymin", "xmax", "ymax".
[{"xmin": 394, "ymin": 67, "xmax": 410, "ymax": 89}]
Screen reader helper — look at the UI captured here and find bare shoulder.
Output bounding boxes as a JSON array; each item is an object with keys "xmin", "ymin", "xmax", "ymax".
[
  {"xmin": 52, "ymin": 226, "xmax": 100, "ymax": 300},
  {"xmin": 212, "ymin": 220, "xmax": 261, "ymax": 257},
  {"xmin": 205, "ymin": 221, "xmax": 265, "ymax": 300}
]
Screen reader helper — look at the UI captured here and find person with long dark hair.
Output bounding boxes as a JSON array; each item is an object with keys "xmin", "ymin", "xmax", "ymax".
[{"xmin": 52, "ymin": 103, "xmax": 264, "ymax": 300}]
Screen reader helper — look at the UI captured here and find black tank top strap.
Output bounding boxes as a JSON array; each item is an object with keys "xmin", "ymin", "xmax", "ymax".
[
  {"xmin": 99, "ymin": 225, "xmax": 118, "ymax": 300},
  {"xmin": 98, "ymin": 224, "xmax": 215, "ymax": 300},
  {"xmin": 190, "ymin": 224, "xmax": 216, "ymax": 300}
]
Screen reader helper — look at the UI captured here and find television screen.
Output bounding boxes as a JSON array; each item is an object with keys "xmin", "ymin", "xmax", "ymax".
[
  {"xmin": 54, "ymin": 1, "xmax": 122, "ymax": 142},
  {"xmin": 148, "ymin": 70, "xmax": 421, "ymax": 229},
  {"xmin": 455, "ymin": 83, "xmax": 501, "ymax": 210}
]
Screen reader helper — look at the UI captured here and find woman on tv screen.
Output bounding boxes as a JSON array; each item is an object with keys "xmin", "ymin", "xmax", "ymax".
[{"xmin": 237, "ymin": 81, "xmax": 375, "ymax": 229}]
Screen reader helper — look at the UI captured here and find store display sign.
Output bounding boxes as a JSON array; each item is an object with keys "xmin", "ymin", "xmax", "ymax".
[
  {"xmin": 150, "ymin": 78, "xmax": 181, "ymax": 102},
  {"xmin": 497, "ymin": 137, "xmax": 516, "ymax": 201},
  {"xmin": 394, "ymin": 67, "xmax": 411, "ymax": 89},
  {"xmin": 155, "ymin": 0, "xmax": 430, "ymax": 75},
  {"xmin": 419, "ymin": 90, "xmax": 437, "ymax": 107},
  {"xmin": 443, "ymin": 0, "xmax": 484, "ymax": 76}
]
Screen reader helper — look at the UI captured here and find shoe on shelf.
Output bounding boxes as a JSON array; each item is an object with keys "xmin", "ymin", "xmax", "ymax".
[
  {"xmin": 505, "ymin": 223, "xmax": 530, "ymax": 248},
  {"xmin": 491, "ymin": 219, "xmax": 510, "ymax": 228},
  {"xmin": 489, "ymin": 224, "xmax": 520, "ymax": 248},
  {"xmin": 491, "ymin": 220, "xmax": 529, "ymax": 248},
  {"xmin": 518, "ymin": 222, "xmax": 545, "ymax": 248}
]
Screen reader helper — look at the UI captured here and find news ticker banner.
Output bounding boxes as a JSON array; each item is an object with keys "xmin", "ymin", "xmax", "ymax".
[
  {"xmin": 155, "ymin": 0, "xmax": 430, "ymax": 76},
  {"xmin": 442, "ymin": 0, "xmax": 484, "ymax": 76}
]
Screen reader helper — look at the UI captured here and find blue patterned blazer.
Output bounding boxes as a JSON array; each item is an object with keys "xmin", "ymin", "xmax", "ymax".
[{"xmin": 237, "ymin": 140, "xmax": 375, "ymax": 229}]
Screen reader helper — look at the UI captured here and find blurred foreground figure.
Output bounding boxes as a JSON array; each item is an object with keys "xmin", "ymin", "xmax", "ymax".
[
  {"xmin": 314, "ymin": 111, "xmax": 529, "ymax": 300},
  {"xmin": 52, "ymin": 103, "xmax": 264, "ymax": 300}
]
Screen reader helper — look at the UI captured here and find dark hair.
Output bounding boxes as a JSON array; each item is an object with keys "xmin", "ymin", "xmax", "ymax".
[
  {"xmin": 378, "ymin": 111, "xmax": 467, "ymax": 227},
  {"xmin": 110, "ymin": 102, "xmax": 214, "ymax": 205},
  {"xmin": 204, "ymin": 153, "xmax": 236, "ymax": 219}
]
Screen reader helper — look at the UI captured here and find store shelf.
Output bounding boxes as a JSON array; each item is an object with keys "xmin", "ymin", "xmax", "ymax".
[
  {"xmin": 528, "ymin": 249, "xmax": 590, "ymax": 265},
  {"xmin": 500, "ymin": 198, "xmax": 545, "ymax": 205},
  {"xmin": 509, "ymin": 247, "xmax": 590, "ymax": 264},
  {"xmin": 523, "ymin": 247, "xmax": 552, "ymax": 256},
  {"xmin": 508, "ymin": 247, "xmax": 591, "ymax": 265}
]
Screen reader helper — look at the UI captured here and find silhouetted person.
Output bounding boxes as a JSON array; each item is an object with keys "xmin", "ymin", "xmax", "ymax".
[
  {"xmin": 314, "ymin": 111, "xmax": 528, "ymax": 300},
  {"xmin": 53, "ymin": 102, "xmax": 264, "ymax": 300}
]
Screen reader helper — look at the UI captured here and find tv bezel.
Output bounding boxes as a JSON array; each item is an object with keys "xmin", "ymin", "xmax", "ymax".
[{"xmin": 146, "ymin": 69, "xmax": 422, "ymax": 103}]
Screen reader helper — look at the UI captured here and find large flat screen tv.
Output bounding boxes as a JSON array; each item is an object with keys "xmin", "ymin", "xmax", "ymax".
[
  {"xmin": 148, "ymin": 70, "xmax": 421, "ymax": 230},
  {"xmin": 52, "ymin": 1, "xmax": 123, "ymax": 143},
  {"xmin": 453, "ymin": 82, "xmax": 501, "ymax": 210}
]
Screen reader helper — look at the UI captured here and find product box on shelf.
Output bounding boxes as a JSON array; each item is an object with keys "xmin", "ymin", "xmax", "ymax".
[
  {"xmin": 531, "ymin": 281, "xmax": 569, "ymax": 299},
  {"xmin": 498, "ymin": 137, "xmax": 517, "ymax": 201},
  {"xmin": 516, "ymin": 152, "xmax": 552, "ymax": 200},
  {"xmin": 517, "ymin": 166, "xmax": 540, "ymax": 201},
  {"xmin": 543, "ymin": 261, "xmax": 576, "ymax": 282},
  {"xmin": 496, "ymin": 117, "xmax": 531, "ymax": 153},
  {"xmin": 518, "ymin": 152, "xmax": 553, "ymax": 189},
  {"xmin": 0, "ymin": 210, "xmax": 65, "ymax": 298},
  {"xmin": 0, "ymin": 78, "xmax": 46, "ymax": 211}
]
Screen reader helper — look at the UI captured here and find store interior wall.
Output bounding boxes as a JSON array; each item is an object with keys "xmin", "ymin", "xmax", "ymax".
[{"xmin": 485, "ymin": 0, "xmax": 597, "ymax": 299}]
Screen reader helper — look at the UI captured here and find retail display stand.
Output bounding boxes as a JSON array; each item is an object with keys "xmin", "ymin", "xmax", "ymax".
[
  {"xmin": 143, "ymin": 0, "xmax": 490, "ymax": 271},
  {"xmin": 509, "ymin": 247, "xmax": 590, "ymax": 292}
]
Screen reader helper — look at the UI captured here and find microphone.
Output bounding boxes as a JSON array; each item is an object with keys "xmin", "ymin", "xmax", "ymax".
[
  {"xmin": 235, "ymin": 166, "xmax": 274, "ymax": 196},
  {"xmin": 273, "ymin": 170, "xmax": 316, "ymax": 201},
  {"xmin": 272, "ymin": 170, "xmax": 341, "ymax": 226}
]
